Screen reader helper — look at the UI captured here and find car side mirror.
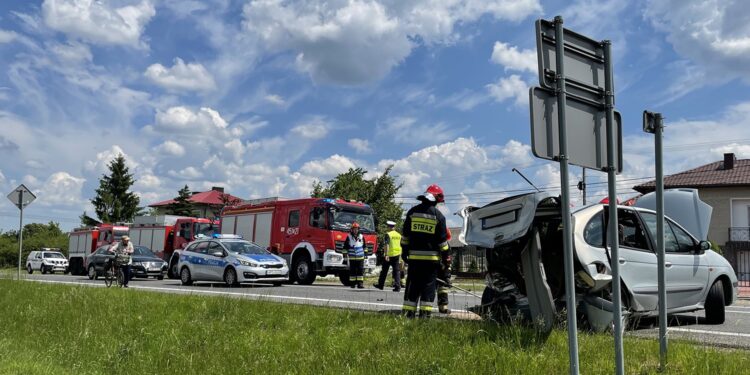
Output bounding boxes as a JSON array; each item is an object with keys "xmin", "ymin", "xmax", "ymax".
[
  {"xmin": 698, "ymin": 240, "xmax": 711, "ymax": 252},
  {"xmin": 211, "ymin": 251, "xmax": 225, "ymax": 258}
]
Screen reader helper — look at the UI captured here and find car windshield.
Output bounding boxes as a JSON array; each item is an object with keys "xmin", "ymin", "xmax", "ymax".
[
  {"xmin": 134, "ymin": 246, "xmax": 156, "ymax": 257},
  {"xmin": 113, "ymin": 229, "xmax": 128, "ymax": 241},
  {"xmin": 194, "ymin": 223, "xmax": 218, "ymax": 238},
  {"xmin": 43, "ymin": 253, "xmax": 65, "ymax": 259},
  {"xmin": 223, "ymin": 241, "xmax": 268, "ymax": 255},
  {"xmin": 329, "ymin": 208, "xmax": 376, "ymax": 233}
]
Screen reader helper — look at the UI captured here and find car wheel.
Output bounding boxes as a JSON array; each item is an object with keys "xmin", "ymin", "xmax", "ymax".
[
  {"xmin": 27, "ymin": 264, "xmax": 33, "ymax": 274},
  {"xmin": 224, "ymin": 268, "xmax": 239, "ymax": 287},
  {"xmin": 705, "ymin": 280, "xmax": 725, "ymax": 324},
  {"xmin": 157, "ymin": 275, "xmax": 164, "ymax": 280},
  {"xmin": 40, "ymin": 265, "xmax": 47, "ymax": 274},
  {"xmin": 88, "ymin": 265, "xmax": 97, "ymax": 280},
  {"xmin": 292, "ymin": 254, "xmax": 316, "ymax": 285},
  {"xmin": 168, "ymin": 258, "xmax": 179, "ymax": 279},
  {"xmin": 180, "ymin": 267, "xmax": 193, "ymax": 286}
]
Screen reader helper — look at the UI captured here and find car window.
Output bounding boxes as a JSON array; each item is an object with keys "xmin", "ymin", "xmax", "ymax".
[
  {"xmin": 207, "ymin": 242, "xmax": 224, "ymax": 256},
  {"xmin": 668, "ymin": 220, "xmax": 696, "ymax": 253},
  {"xmin": 612, "ymin": 210, "xmax": 650, "ymax": 251},
  {"xmin": 584, "ymin": 211, "xmax": 605, "ymax": 247},
  {"xmin": 640, "ymin": 212, "xmax": 680, "ymax": 253},
  {"xmin": 185, "ymin": 243, "xmax": 200, "ymax": 253},
  {"xmin": 289, "ymin": 210, "xmax": 300, "ymax": 227},
  {"xmin": 224, "ymin": 241, "xmax": 269, "ymax": 255},
  {"xmin": 194, "ymin": 242, "xmax": 210, "ymax": 255},
  {"xmin": 134, "ymin": 247, "xmax": 155, "ymax": 256},
  {"xmin": 309, "ymin": 207, "xmax": 326, "ymax": 229},
  {"xmin": 43, "ymin": 252, "xmax": 65, "ymax": 259}
]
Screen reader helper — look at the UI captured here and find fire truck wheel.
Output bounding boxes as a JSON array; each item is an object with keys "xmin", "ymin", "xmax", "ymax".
[
  {"xmin": 224, "ymin": 267, "xmax": 239, "ymax": 287},
  {"xmin": 292, "ymin": 254, "xmax": 316, "ymax": 285},
  {"xmin": 180, "ymin": 267, "xmax": 193, "ymax": 286}
]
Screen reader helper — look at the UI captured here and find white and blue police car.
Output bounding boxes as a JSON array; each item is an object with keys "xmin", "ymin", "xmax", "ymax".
[{"xmin": 177, "ymin": 234, "xmax": 289, "ymax": 287}]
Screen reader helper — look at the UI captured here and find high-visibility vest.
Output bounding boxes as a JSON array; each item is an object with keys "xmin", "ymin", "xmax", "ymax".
[
  {"xmin": 387, "ymin": 230, "xmax": 402, "ymax": 257},
  {"xmin": 347, "ymin": 233, "xmax": 365, "ymax": 260}
]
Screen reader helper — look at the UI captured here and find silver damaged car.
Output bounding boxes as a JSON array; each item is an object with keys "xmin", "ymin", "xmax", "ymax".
[{"xmin": 459, "ymin": 188, "xmax": 739, "ymax": 333}]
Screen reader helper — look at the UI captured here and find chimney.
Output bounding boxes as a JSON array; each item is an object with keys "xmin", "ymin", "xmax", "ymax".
[
  {"xmin": 723, "ymin": 153, "xmax": 735, "ymax": 170},
  {"xmin": 212, "ymin": 186, "xmax": 225, "ymax": 193}
]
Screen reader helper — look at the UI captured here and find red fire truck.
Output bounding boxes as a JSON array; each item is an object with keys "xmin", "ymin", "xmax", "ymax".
[
  {"xmin": 217, "ymin": 197, "xmax": 378, "ymax": 285},
  {"xmin": 128, "ymin": 215, "xmax": 220, "ymax": 278},
  {"xmin": 68, "ymin": 224, "xmax": 129, "ymax": 275}
]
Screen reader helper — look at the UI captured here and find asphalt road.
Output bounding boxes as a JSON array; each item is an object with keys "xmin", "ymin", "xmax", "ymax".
[{"xmin": 15, "ymin": 273, "xmax": 750, "ymax": 349}]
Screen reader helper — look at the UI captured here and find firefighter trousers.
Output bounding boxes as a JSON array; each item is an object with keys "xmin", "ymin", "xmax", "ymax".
[
  {"xmin": 349, "ymin": 258, "xmax": 364, "ymax": 286},
  {"xmin": 437, "ymin": 266, "xmax": 451, "ymax": 312},
  {"xmin": 377, "ymin": 254, "xmax": 401, "ymax": 290},
  {"xmin": 402, "ymin": 261, "xmax": 438, "ymax": 318}
]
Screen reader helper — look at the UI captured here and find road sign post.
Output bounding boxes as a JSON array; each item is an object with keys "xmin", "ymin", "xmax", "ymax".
[
  {"xmin": 7, "ymin": 184, "xmax": 36, "ymax": 280},
  {"xmin": 533, "ymin": 15, "xmax": 624, "ymax": 375},
  {"xmin": 644, "ymin": 110, "xmax": 667, "ymax": 370}
]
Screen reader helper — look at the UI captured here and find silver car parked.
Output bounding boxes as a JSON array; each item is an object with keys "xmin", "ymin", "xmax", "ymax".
[{"xmin": 460, "ymin": 189, "xmax": 738, "ymax": 332}]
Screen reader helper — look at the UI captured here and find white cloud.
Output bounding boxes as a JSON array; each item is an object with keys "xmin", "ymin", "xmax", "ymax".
[
  {"xmin": 348, "ymin": 138, "xmax": 372, "ymax": 154},
  {"xmin": 242, "ymin": 0, "xmax": 541, "ymax": 85},
  {"xmin": 490, "ymin": 41, "xmax": 536, "ymax": 72},
  {"xmin": 135, "ymin": 174, "xmax": 162, "ymax": 189},
  {"xmin": 0, "ymin": 29, "xmax": 18, "ymax": 43},
  {"xmin": 154, "ymin": 106, "xmax": 228, "ymax": 133},
  {"xmin": 264, "ymin": 94, "xmax": 286, "ymax": 106},
  {"xmin": 84, "ymin": 145, "xmax": 137, "ymax": 174},
  {"xmin": 145, "ymin": 58, "xmax": 217, "ymax": 92},
  {"xmin": 49, "ymin": 42, "xmax": 93, "ymax": 63},
  {"xmin": 440, "ymin": 90, "xmax": 488, "ymax": 111},
  {"xmin": 486, "ymin": 74, "xmax": 528, "ymax": 107},
  {"xmin": 645, "ymin": 0, "xmax": 750, "ymax": 94},
  {"xmin": 42, "ymin": 0, "xmax": 156, "ymax": 48},
  {"xmin": 156, "ymin": 140, "xmax": 185, "ymax": 157},
  {"xmin": 36, "ymin": 172, "xmax": 86, "ymax": 206},
  {"xmin": 290, "ymin": 117, "xmax": 330, "ymax": 140},
  {"xmin": 168, "ymin": 166, "xmax": 202, "ymax": 180},
  {"xmin": 376, "ymin": 117, "xmax": 464, "ymax": 146},
  {"xmin": 299, "ymin": 154, "xmax": 358, "ymax": 177}
]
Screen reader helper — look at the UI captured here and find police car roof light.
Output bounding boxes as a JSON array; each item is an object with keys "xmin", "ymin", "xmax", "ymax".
[{"xmin": 213, "ymin": 234, "xmax": 243, "ymax": 239}]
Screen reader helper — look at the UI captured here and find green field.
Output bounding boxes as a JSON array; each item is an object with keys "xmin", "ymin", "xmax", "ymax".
[{"xmin": 0, "ymin": 280, "xmax": 747, "ymax": 374}]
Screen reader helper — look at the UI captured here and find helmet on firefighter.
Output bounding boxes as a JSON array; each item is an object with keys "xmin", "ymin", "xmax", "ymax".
[
  {"xmin": 351, "ymin": 222, "xmax": 360, "ymax": 229},
  {"xmin": 417, "ymin": 184, "xmax": 445, "ymax": 203}
]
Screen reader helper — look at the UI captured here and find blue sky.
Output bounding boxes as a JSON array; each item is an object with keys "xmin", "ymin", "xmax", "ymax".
[{"xmin": 1, "ymin": 0, "xmax": 750, "ymax": 231}]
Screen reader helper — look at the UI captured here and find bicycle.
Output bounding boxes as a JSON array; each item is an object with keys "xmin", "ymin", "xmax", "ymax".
[{"xmin": 104, "ymin": 254, "xmax": 130, "ymax": 288}]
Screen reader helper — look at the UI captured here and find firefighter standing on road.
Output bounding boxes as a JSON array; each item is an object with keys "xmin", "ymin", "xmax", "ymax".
[
  {"xmin": 374, "ymin": 220, "xmax": 402, "ymax": 292},
  {"xmin": 344, "ymin": 222, "xmax": 366, "ymax": 289},
  {"xmin": 401, "ymin": 184, "xmax": 449, "ymax": 318}
]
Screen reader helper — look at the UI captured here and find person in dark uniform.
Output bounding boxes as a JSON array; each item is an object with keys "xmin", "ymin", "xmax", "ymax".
[{"xmin": 401, "ymin": 184, "xmax": 449, "ymax": 318}]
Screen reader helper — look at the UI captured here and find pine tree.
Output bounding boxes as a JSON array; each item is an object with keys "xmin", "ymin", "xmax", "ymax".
[
  {"xmin": 165, "ymin": 185, "xmax": 196, "ymax": 217},
  {"xmin": 91, "ymin": 154, "xmax": 141, "ymax": 223}
]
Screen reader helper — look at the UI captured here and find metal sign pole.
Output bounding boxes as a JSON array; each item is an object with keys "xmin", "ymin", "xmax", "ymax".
[
  {"xmin": 603, "ymin": 41, "xmax": 624, "ymax": 375},
  {"xmin": 17, "ymin": 189, "xmax": 24, "ymax": 280},
  {"xmin": 655, "ymin": 113, "xmax": 667, "ymax": 370},
  {"xmin": 554, "ymin": 16, "xmax": 580, "ymax": 375}
]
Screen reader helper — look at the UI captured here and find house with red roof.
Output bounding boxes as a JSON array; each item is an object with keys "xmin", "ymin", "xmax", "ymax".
[{"xmin": 149, "ymin": 186, "xmax": 243, "ymax": 218}]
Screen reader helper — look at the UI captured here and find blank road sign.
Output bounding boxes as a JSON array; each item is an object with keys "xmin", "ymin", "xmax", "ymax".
[
  {"xmin": 529, "ymin": 87, "xmax": 622, "ymax": 173},
  {"xmin": 6, "ymin": 184, "xmax": 36, "ymax": 210},
  {"xmin": 536, "ymin": 19, "xmax": 606, "ymax": 104}
]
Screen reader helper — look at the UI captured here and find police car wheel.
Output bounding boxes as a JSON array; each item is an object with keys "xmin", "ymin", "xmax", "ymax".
[
  {"xmin": 27, "ymin": 264, "xmax": 33, "ymax": 274},
  {"xmin": 224, "ymin": 268, "xmax": 239, "ymax": 287},
  {"xmin": 180, "ymin": 267, "xmax": 193, "ymax": 286}
]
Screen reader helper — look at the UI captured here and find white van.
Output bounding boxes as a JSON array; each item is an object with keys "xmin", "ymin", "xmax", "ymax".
[{"xmin": 26, "ymin": 249, "xmax": 69, "ymax": 274}]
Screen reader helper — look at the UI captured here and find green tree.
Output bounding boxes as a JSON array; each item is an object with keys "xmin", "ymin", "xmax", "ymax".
[
  {"xmin": 79, "ymin": 211, "xmax": 101, "ymax": 227},
  {"xmin": 210, "ymin": 193, "xmax": 243, "ymax": 218},
  {"xmin": 311, "ymin": 166, "xmax": 403, "ymax": 238},
  {"xmin": 0, "ymin": 222, "xmax": 69, "ymax": 266},
  {"xmin": 165, "ymin": 185, "xmax": 196, "ymax": 217},
  {"xmin": 91, "ymin": 154, "xmax": 141, "ymax": 223}
]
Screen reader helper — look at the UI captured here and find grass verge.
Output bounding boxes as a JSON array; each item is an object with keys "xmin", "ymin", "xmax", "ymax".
[{"xmin": 0, "ymin": 279, "xmax": 748, "ymax": 374}]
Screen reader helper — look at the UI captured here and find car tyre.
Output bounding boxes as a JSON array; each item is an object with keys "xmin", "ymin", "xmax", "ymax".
[
  {"xmin": 41, "ymin": 265, "xmax": 47, "ymax": 274},
  {"xmin": 292, "ymin": 254, "xmax": 316, "ymax": 285},
  {"xmin": 27, "ymin": 264, "xmax": 33, "ymax": 274},
  {"xmin": 88, "ymin": 265, "xmax": 98, "ymax": 280},
  {"xmin": 157, "ymin": 275, "xmax": 164, "ymax": 280},
  {"xmin": 705, "ymin": 280, "xmax": 725, "ymax": 324},
  {"xmin": 224, "ymin": 268, "xmax": 239, "ymax": 287},
  {"xmin": 180, "ymin": 267, "xmax": 193, "ymax": 286}
]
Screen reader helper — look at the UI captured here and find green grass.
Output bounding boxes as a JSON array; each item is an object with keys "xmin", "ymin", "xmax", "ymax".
[{"xmin": 0, "ymin": 280, "xmax": 748, "ymax": 374}]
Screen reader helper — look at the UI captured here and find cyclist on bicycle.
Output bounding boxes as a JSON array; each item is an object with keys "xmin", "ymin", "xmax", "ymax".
[{"xmin": 109, "ymin": 235, "xmax": 134, "ymax": 288}]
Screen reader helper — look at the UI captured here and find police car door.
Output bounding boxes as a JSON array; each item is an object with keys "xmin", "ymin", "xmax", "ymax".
[
  {"xmin": 191, "ymin": 242, "xmax": 210, "ymax": 279},
  {"xmin": 205, "ymin": 241, "xmax": 228, "ymax": 281}
]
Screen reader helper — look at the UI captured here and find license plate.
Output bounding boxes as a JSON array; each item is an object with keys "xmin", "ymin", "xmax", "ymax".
[
  {"xmin": 149, "ymin": 268, "xmax": 161, "ymax": 272},
  {"xmin": 267, "ymin": 270, "xmax": 282, "ymax": 275}
]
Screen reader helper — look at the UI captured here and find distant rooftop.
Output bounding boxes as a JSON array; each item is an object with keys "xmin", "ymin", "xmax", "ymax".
[
  {"xmin": 149, "ymin": 187, "xmax": 242, "ymax": 207},
  {"xmin": 634, "ymin": 153, "xmax": 750, "ymax": 193}
]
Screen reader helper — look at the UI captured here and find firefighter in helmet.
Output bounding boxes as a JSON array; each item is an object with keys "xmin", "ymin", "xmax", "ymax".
[
  {"xmin": 401, "ymin": 184, "xmax": 449, "ymax": 318},
  {"xmin": 344, "ymin": 222, "xmax": 366, "ymax": 289}
]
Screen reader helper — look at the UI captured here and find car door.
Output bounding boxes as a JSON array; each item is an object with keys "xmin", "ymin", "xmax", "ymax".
[
  {"xmin": 204, "ymin": 241, "xmax": 228, "ymax": 281},
  {"xmin": 190, "ymin": 242, "xmax": 210, "ymax": 280},
  {"xmin": 664, "ymin": 219, "xmax": 709, "ymax": 307},
  {"xmin": 283, "ymin": 208, "xmax": 303, "ymax": 253},
  {"xmin": 30, "ymin": 252, "xmax": 41, "ymax": 269},
  {"xmin": 614, "ymin": 208, "xmax": 659, "ymax": 312}
]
